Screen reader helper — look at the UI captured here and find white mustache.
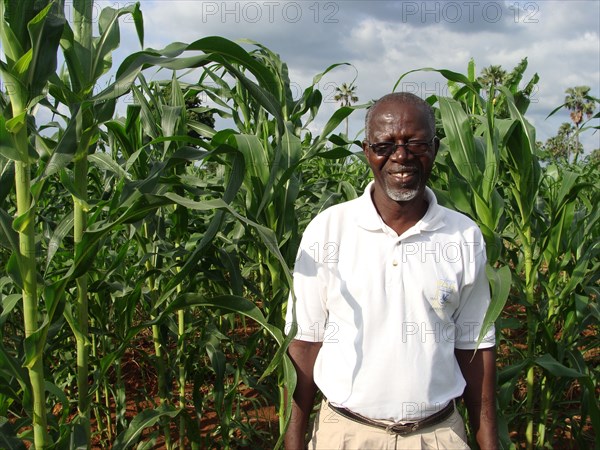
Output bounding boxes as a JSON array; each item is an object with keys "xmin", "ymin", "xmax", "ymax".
[{"xmin": 389, "ymin": 165, "xmax": 418, "ymax": 174}]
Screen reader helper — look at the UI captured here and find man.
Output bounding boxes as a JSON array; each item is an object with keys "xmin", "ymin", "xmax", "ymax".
[{"xmin": 284, "ymin": 92, "xmax": 498, "ymax": 450}]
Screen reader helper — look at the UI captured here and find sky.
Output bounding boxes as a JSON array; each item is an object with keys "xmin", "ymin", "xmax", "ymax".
[{"xmin": 107, "ymin": 0, "xmax": 600, "ymax": 151}]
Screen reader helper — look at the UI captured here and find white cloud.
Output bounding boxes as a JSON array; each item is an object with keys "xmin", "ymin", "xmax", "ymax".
[{"xmin": 101, "ymin": 0, "xmax": 600, "ymax": 147}]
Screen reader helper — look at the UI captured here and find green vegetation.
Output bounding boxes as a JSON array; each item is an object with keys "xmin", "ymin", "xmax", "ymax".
[{"xmin": 1, "ymin": 2, "xmax": 597, "ymax": 449}]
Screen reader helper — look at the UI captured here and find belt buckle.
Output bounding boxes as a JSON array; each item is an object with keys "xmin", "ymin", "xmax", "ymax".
[{"xmin": 387, "ymin": 422, "xmax": 417, "ymax": 435}]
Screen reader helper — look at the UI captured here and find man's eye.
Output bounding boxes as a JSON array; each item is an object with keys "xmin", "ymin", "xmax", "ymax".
[
  {"xmin": 373, "ymin": 143, "xmax": 394, "ymax": 152},
  {"xmin": 407, "ymin": 143, "xmax": 429, "ymax": 151}
]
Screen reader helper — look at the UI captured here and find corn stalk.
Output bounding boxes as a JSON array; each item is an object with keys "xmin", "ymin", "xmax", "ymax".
[{"xmin": 0, "ymin": 1, "xmax": 65, "ymax": 447}]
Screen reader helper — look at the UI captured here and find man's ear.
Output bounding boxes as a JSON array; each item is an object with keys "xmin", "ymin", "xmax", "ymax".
[
  {"xmin": 362, "ymin": 140, "xmax": 369, "ymax": 156},
  {"xmin": 433, "ymin": 137, "xmax": 440, "ymax": 156}
]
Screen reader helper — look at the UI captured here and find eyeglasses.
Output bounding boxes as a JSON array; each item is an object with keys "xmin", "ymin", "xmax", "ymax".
[{"xmin": 367, "ymin": 138, "xmax": 436, "ymax": 157}]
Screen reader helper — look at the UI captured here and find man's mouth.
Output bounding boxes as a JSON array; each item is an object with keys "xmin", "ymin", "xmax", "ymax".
[{"xmin": 388, "ymin": 166, "xmax": 419, "ymax": 182}]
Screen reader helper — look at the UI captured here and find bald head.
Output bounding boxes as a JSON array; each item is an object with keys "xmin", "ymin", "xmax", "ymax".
[{"xmin": 365, "ymin": 93, "xmax": 436, "ymax": 140}]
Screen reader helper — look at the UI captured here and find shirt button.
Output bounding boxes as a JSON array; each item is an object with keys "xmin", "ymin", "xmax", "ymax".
[{"xmin": 392, "ymin": 260, "xmax": 398, "ymax": 266}]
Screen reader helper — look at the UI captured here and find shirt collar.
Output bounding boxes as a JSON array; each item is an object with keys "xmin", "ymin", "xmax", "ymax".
[{"xmin": 357, "ymin": 181, "xmax": 445, "ymax": 233}]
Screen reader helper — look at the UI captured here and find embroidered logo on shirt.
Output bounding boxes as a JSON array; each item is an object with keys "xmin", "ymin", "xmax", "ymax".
[{"xmin": 432, "ymin": 279, "xmax": 457, "ymax": 310}]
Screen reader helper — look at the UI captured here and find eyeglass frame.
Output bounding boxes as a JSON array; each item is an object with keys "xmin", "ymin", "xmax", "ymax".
[{"xmin": 365, "ymin": 137, "xmax": 437, "ymax": 157}]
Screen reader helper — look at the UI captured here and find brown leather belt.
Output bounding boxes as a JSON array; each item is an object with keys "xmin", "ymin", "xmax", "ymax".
[{"xmin": 327, "ymin": 400, "xmax": 455, "ymax": 436}]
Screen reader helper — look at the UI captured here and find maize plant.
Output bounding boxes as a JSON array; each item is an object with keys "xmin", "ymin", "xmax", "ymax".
[
  {"xmin": 394, "ymin": 60, "xmax": 598, "ymax": 449},
  {"xmin": 1, "ymin": 1, "xmax": 598, "ymax": 448}
]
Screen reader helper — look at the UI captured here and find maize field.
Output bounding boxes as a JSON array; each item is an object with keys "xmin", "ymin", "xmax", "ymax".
[{"xmin": 0, "ymin": 1, "xmax": 598, "ymax": 449}]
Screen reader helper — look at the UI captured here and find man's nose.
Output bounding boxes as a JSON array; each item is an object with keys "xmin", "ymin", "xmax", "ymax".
[{"xmin": 389, "ymin": 144, "xmax": 411, "ymax": 160}]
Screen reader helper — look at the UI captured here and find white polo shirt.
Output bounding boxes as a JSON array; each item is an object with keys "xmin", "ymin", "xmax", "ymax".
[{"xmin": 286, "ymin": 182, "xmax": 495, "ymax": 421}]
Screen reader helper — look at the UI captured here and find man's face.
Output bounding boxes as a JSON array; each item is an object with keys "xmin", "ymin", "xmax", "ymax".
[{"xmin": 363, "ymin": 100, "xmax": 437, "ymax": 204}]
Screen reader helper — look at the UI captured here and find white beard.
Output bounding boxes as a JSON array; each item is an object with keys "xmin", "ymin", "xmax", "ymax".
[{"xmin": 386, "ymin": 186, "xmax": 419, "ymax": 202}]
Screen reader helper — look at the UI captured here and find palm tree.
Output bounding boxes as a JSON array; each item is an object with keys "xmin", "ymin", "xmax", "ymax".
[
  {"xmin": 478, "ymin": 65, "xmax": 507, "ymax": 102},
  {"xmin": 564, "ymin": 86, "xmax": 595, "ymax": 127},
  {"xmin": 334, "ymin": 82, "xmax": 358, "ymax": 136},
  {"xmin": 564, "ymin": 86, "xmax": 596, "ymax": 162}
]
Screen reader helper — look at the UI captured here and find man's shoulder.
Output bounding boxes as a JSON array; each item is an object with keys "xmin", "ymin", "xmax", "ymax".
[
  {"xmin": 437, "ymin": 204, "xmax": 479, "ymax": 228},
  {"xmin": 304, "ymin": 194, "xmax": 365, "ymax": 234},
  {"xmin": 432, "ymin": 202, "xmax": 485, "ymax": 243}
]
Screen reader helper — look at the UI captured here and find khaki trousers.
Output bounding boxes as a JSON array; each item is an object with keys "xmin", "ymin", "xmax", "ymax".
[{"xmin": 309, "ymin": 400, "xmax": 471, "ymax": 450}]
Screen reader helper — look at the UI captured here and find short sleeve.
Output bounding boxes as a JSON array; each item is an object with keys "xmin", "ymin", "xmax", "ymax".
[
  {"xmin": 284, "ymin": 219, "xmax": 329, "ymax": 342},
  {"xmin": 453, "ymin": 237, "xmax": 496, "ymax": 350}
]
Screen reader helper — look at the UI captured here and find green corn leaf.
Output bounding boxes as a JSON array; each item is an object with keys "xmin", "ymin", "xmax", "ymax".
[
  {"xmin": 317, "ymin": 147, "xmax": 355, "ymax": 159},
  {"xmin": 130, "ymin": 2, "xmax": 144, "ymax": 47},
  {"xmin": 480, "ymin": 111, "xmax": 499, "ymax": 201},
  {"xmin": 112, "ymin": 130, "xmax": 140, "ymax": 178},
  {"xmin": 13, "ymin": 48, "xmax": 32, "ymax": 79},
  {"xmin": 225, "ymin": 61, "xmax": 285, "ymax": 129},
  {"xmin": 0, "ymin": 417, "xmax": 27, "ymax": 450},
  {"xmin": 26, "ymin": 1, "xmax": 65, "ymax": 95},
  {"xmin": 231, "ymin": 133, "xmax": 270, "ymax": 186},
  {"xmin": 257, "ymin": 124, "xmax": 302, "ymax": 216},
  {"xmin": 0, "ymin": 208, "xmax": 19, "ymax": 253},
  {"xmin": 66, "ymin": 424, "xmax": 89, "ymax": 450},
  {"xmin": 5, "ymin": 111, "xmax": 27, "ymax": 134},
  {"xmin": 5, "ymin": 253, "xmax": 22, "ymax": 291},
  {"xmin": 535, "ymin": 354, "xmax": 585, "ymax": 378},
  {"xmin": 555, "ymin": 170, "xmax": 579, "ymax": 208},
  {"xmin": 0, "ymin": 341, "xmax": 28, "ymax": 388},
  {"xmin": 89, "ymin": 152, "xmax": 131, "ymax": 180},
  {"xmin": 1, "ymin": 0, "xmax": 44, "ymax": 57},
  {"xmin": 0, "ymin": 1, "xmax": 25, "ymax": 61},
  {"xmin": 393, "ymin": 67, "xmax": 481, "ymax": 100},
  {"xmin": 0, "ymin": 60, "xmax": 28, "ymax": 112},
  {"xmin": 473, "ymin": 190, "xmax": 494, "ymax": 231},
  {"xmin": 206, "ymin": 342, "xmax": 226, "ymax": 414},
  {"xmin": 0, "ymin": 115, "xmax": 22, "ymax": 162},
  {"xmin": 165, "ymin": 145, "xmax": 210, "ymax": 164},
  {"xmin": 131, "ymin": 81, "xmax": 159, "ymax": 140},
  {"xmin": 559, "ymin": 241, "xmax": 599, "ymax": 297},
  {"xmin": 164, "ymin": 192, "xmax": 293, "ymax": 288},
  {"xmin": 59, "ymin": 21, "xmax": 85, "ymax": 94},
  {"xmin": 168, "ymin": 72, "xmax": 185, "ymax": 107},
  {"xmin": 43, "ymin": 106, "xmax": 79, "ymax": 177},
  {"xmin": 11, "ymin": 202, "xmax": 35, "ymax": 234},
  {"xmin": 500, "ymin": 85, "xmax": 541, "ymax": 219},
  {"xmin": 63, "ymin": 302, "xmax": 90, "ymax": 346},
  {"xmin": 498, "ymin": 358, "xmax": 531, "ymax": 386},
  {"xmin": 217, "ymin": 249, "xmax": 244, "ymax": 296},
  {"xmin": 187, "ymin": 36, "xmax": 278, "ymax": 93},
  {"xmin": 59, "ymin": 169, "xmax": 90, "ymax": 211},
  {"xmin": 93, "ymin": 7, "xmax": 122, "ymax": 80},
  {"xmin": 72, "ymin": 207, "xmax": 152, "ymax": 275},
  {"xmin": 474, "ymin": 264, "xmax": 511, "ymax": 350},
  {"xmin": 160, "ymin": 105, "xmax": 183, "ymax": 154},
  {"xmin": 124, "ymin": 103, "xmax": 141, "ymax": 134},
  {"xmin": 45, "ymin": 212, "xmax": 74, "ymax": 270},
  {"xmin": 92, "ymin": 50, "xmax": 211, "ymax": 103},
  {"xmin": 23, "ymin": 317, "xmax": 50, "ymax": 369},
  {"xmin": 187, "ymin": 119, "xmax": 216, "ymax": 140},
  {"xmin": 171, "ymin": 294, "xmax": 285, "ymax": 346},
  {"xmin": 439, "ymin": 97, "xmax": 482, "ymax": 188},
  {"xmin": 0, "ymin": 294, "xmax": 20, "ymax": 326},
  {"xmin": 320, "ymin": 106, "xmax": 355, "ymax": 139},
  {"xmin": 112, "ymin": 405, "xmax": 181, "ymax": 450},
  {"xmin": 467, "ymin": 58, "xmax": 475, "ymax": 82},
  {"xmin": 155, "ymin": 150, "xmax": 245, "ymax": 304},
  {"xmin": 93, "ymin": 97, "xmax": 117, "ymax": 123},
  {"xmin": 446, "ymin": 175, "xmax": 474, "ymax": 217},
  {"xmin": 71, "ymin": 0, "xmax": 93, "ymax": 83}
]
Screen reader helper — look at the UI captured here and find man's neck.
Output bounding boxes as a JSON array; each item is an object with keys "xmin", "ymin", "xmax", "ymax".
[{"xmin": 371, "ymin": 189, "xmax": 429, "ymax": 236}]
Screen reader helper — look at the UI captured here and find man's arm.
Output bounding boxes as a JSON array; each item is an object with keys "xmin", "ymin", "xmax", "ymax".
[
  {"xmin": 455, "ymin": 347, "xmax": 498, "ymax": 450},
  {"xmin": 284, "ymin": 339, "xmax": 323, "ymax": 450}
]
